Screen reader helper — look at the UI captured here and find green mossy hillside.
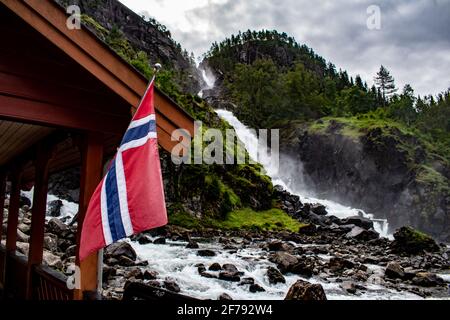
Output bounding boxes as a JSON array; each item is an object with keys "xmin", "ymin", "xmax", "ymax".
[{"xmin": 169, "ymin": 208, "xmax": 307, "ymax": 233}]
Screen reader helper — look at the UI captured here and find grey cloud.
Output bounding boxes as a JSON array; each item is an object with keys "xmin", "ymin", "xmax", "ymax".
[{"xmin": 163, "ymin": 0, "xmax": 450, "ymax": 96}]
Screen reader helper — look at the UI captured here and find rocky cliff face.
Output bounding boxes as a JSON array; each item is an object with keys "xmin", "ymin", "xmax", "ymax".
[
  {"xmin": 55, "ymin": 0, "xmax": 202, "ymax": 93},
  {"xmin": 280, "ymin": 119, "xmax": 450, "ymax": 242}
]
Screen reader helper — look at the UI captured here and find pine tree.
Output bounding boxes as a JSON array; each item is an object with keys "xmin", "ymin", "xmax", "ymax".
[{"xmin": 374, "ymin": 65, "xmax": 397, "ymax": 106}]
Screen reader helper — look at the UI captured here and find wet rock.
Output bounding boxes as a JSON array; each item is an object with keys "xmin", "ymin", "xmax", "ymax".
[
  {"xmin": 339, "ymin": 216, "xmax": 374, "ymax": 230},
  {"xmin": 412, "ymin": 272, "xmax": 444, "ymax": 287},
  {"xmin": 346, "ymin": 226, "xmax": 379, "ymax": 241},
  {"xmin": 266, "ymin": 267, "xmax": 286, "ymax": 284},
  {"xmin": 43, "ymin": 234, "xmax": 58, "ymax": 252},
  {"xmin": 239, "ymin": 277, "xmax": 255, "ymax": 286},
  {"xmin": 200, "ymin": 271, "xmax": 218, "ymax": 279},
  {"xmin": 43, "ymin": 251, "xmax": 63, "ymax": 269},
  {"xmin": 219, "ymin": 271, "xmax": 240, "ymax": 282},
  {"xmin": 391, "ymin": 227, "xmax": 440, "ymax": 254},
  {"xmin": 16, "ymin": 242, "xmax": 29, "ymax": 256},
  {"xmin": 20, "ymin": 195, "xmax": 31, "ymax": 208},
  {"xmin": 164, "ymin": 278, "xmax": 181, "ymax": 293},
  {"xmin": 105, "ymin": 242, "xmax": 137, "ymax": 261},
  {"xmin": 186, "ymin": 240, "xmax": 199, "ymax": 249},
  {"xmin": 249, "ymin": 284, "xmax": 266, "ymax": 293},
  {"xmin": 17, "ymin": 229, "xmax": 29, "ymax": 243},
  {"xmin": 153, "ymin": 237, "xmax": 166, "ymax": 245},
  {"xmin": 268, "ymin": 240, "xmax": 291, "ymax": 252},
  {"xmin": 18, "ymin": 223, "xmax": 30, "ymax": 235},
  {"xmin": 47, "ymin": 200, "xmax": 63, "ymax": 217},
  {"xmin": 298, "ymin": 224, "xmax": 317, "ymax": 235},
  {"xmin": 340, "ymin": 281, "xmax": 357, "ymax": 294},
  {"xmin": 197, "ymin": 264, "xmax": 206, "ymax": 274},
  {"xmin": 133, "ymin": 233, "xmax": 152, "ymax": 245},
  {"xmin": 117, "ymin": 256, "xmax": 136, "ymax": 267},
  {"xmin": 218, "ymin": 293, "xmax": 233, "ymax": 300},
  {"xmin": 65, "ymin": 245, "xmax": 76, "ymax": 257},
  {"xmin": 57, "ymin": 238, "xmax": 73, "ymax": 252},
  {"xmin": 311, "ymin": 204, "xmax": 328, "ymax": 216},
  {"xmin": 285, "ymin": 280, "xmax": 327, "ymax": 300},
  {"xmin": 197, "ymin": 249, "xmax": 216, "ymax": 257},
  {"xmin": 291, "ymin": 260, "xmax": 314, "ymax": 278},
  {"xmin": 269, "ymin": 252, "xmax": 299, "ymax": 273},
  {"xmin": 353, "ymin": 270, "xmax": 369, "ymax": 282},
  {"xmin": 385, "ymin": 262, "xmax": 405, "ymax": 280},
  {"xmin": 222, "ymin": 264, "xmax": 239, "ymax": 273},
  {"xmin": 127, "ymin": 267, "xmax": 143, "ymax": 279},
  {"xmin": 209, "ymin": 263, "xmax": 222, "ymax": 271},
  {"xmin": 328, "ymin": 257, "xmax": 355, "ymax": 273},
  {"xmin": 47, "ymin": 218, "xmax": 69, "ymax": 238},
  {"xmin": 143, "ymin": 270, "xmax": 158, "ymax": 280},
  {"xmin": 102, "ymin": 265, "xmax": 117, "ymax": 282}
]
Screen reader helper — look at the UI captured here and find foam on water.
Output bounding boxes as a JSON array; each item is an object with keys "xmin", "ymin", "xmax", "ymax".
[{"xmin": 128, "ymin": 239, "xmax": 423, "ymax": 300}]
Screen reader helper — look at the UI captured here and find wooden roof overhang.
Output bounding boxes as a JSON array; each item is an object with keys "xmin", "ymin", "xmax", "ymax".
[{"xmin": 0, "ymin": 0, "xmax": 194, "ymax": 173}]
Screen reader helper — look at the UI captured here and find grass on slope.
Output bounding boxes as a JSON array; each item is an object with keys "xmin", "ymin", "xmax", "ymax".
[{"xmin": 169, "ymin": 208, "xmax": 307, "ymax": 232}]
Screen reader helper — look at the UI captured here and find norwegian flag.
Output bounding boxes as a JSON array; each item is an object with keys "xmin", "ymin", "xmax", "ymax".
[{"xmin": 79, "ymin": 78, "xmax": 167, "ymax": 261}]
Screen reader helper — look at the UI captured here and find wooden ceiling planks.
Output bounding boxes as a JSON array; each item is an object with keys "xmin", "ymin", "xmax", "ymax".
[{"xmin": 0, "ymin": 120, "xmax": 54, "ymax": 166}]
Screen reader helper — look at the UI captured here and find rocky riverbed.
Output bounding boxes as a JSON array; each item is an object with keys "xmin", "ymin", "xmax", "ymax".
[{"xmin": 3, "ymin": 194, "xmax": 449, "ymax": 300}]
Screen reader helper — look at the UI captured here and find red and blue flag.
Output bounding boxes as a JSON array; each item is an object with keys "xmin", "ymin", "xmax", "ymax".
[{"xmin": 79, "ymin": 79, "xmax": 167, "ymax": 261}]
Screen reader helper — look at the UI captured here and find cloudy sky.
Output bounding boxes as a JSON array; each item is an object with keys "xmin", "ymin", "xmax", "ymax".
[{"xmin": 119, "ymin": 0, "xmax": 450, "ymax": 97}]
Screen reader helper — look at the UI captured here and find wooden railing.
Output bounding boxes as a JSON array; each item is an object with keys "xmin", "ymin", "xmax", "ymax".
[
  {"xmin": 4, "ymin": 251, "xmax": 28, "ymax": 299},
  {"xmin": 0, "ymin": 245, "xmax": 5, "ymax": 291},
  {"xmin": 32, "ymin": 264, "xmax": 72, "ymax": 300}
]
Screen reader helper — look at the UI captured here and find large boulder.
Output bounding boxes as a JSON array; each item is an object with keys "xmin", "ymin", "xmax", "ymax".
[
  {"xmin": 269, "ymin": 252, "xmax": 299, "ymax": 273},
  {"xmin": 339, "ymin": 216, "xmax": 374, "ymax": 230},
  {"xmin": 47, "ymin": 200, "xmax": 64, "ymax": 217},
  {"xmin": 384, "ymin": 262, "xmax": 405, "ymax": 280},
  {"xmin": 345, "ymin": 226, "xmax": 379, "ymax": 241},
  {"xmin": 43, "ymin": 251, "xmax": 63, "ymax": 269},
  {"xmin": 412, "ymin": 272, "xmax": 445, "ymax": 287},
  {"xmin": 105, "ymin": 241, "xmax": 137, "ymax": 261},
  {"xmin": 47, "ymin": 218, "xmax": 70, "ymax": 238},
  {"xmin": 285, "ymin": 280, "xmax": 327, "ymax": 300},
  {"xmin": 391, "ymin": 227, "xmax": 440, "ymax": 254},
  {"xmin": 266, "ymin": 267, "xmax": 286, "ymax": 285},
  {"xmin": 44, "ymin": 233, "xmax": 58, "ymax": 252},
  {"xmin": 328, "ymin": 257, "xmax": 354, "ymax": 273},
  {"xmin": 16, "ymin": 242, "xmax": 29, "ymax": 256},
  {"xmin": 267, "ymin": 241, "xmax": 292, "ymax": 252},
  {"xmin": 197, "ymin": 249, "xmax": 216, "ymax": 257},
  {"xmin": 219, "ymin": 271, "xmax": 240, "ymax": 282}
]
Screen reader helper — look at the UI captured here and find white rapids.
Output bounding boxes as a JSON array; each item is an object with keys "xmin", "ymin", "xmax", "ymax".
[{"xmin": 128, "ymin": 238, "xmax": 424, "ymax": 300}]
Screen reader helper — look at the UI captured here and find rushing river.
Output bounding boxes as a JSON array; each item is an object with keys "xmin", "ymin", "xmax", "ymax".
[{"xmin": 127, "ymin": 237, "xmax": 428, "ymax": 300}]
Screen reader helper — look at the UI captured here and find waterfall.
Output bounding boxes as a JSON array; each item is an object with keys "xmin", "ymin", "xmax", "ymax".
[
  {"xmin": 215, "ymin": 109, "xmax": 391, "ymax": 238},
  {"xmin": 198, "ymin": 68, "xmax": 390, "ymax": 238}
]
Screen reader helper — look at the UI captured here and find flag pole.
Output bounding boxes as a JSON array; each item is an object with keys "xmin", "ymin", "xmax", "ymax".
[{"xmin": 95, "ymin": 63, "xmax": 162, "ymax": 299}]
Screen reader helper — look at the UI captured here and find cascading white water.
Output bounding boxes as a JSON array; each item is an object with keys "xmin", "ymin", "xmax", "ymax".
[{"xmin": 215, "ymin": 109, "xmax": 391, "ymax": 238}]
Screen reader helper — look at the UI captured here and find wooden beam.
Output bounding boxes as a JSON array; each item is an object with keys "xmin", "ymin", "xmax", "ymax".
[
  {"xmin": 75, "ymin": 132, "xmax": 104, "ymax": 300},
  {"xmin": 0, "ymin": 94, "xmax": 128, "ymax": 135},
  {"xmin": 0, "ymin": 170, "xmax": 6, "ymax": 241},
  {"xmin": 0, "ymin": 0, "xmax": 141, "ymax": 107},
  {"xmin": 0, "ymin": 0, "xmax": 195, "ymax": 140},
  {"xmin": 26, "ymin": 142, "xmax": 54, "ymax": 299},
  {"xmin": 5, "ymin": 166, "xmax": 22, "ymax": 252}
]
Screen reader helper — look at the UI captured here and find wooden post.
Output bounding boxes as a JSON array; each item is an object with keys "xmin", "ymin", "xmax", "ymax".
[
  {"xmin": 74, "ymin": 132, "xmax": 103, "ymax": 300},
  {"xmin": 26, "ymin": 143, "xmax": 54, "ymax": 299},
  {"xmin": 0, "ymin": 170, "xmax": 6, "ymax": 242},
  {"xmin": 6, "ymin": 166, "xmax": 23, "ymax": 253}
]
